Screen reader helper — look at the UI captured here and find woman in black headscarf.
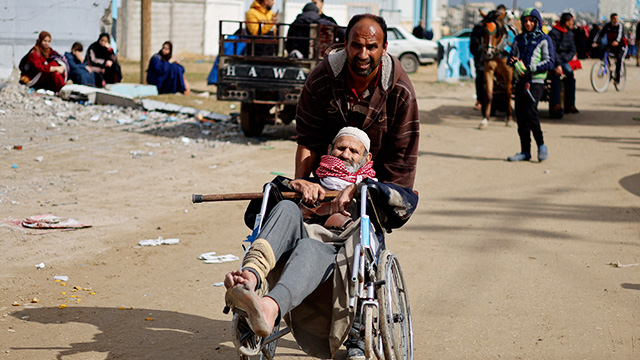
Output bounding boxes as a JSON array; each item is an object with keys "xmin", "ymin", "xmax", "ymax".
[
  {"xmin": 86, "ymin": 33, "xmax": 122, "ymax": 87},
  {"xmin": 146, "ymin": 41, "xmax": 190, "ymax": 94}
]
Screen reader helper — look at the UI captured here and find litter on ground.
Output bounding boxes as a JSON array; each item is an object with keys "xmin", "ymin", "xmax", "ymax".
[
  {"xmin": 22, "ymin": 214, "xmax": 92, "ymax": 229},
  {"xmin": 203, "ymin": 254, "xmax": 239, "ymax": 264},
  {"xmin": 138, "ymin": 237, "xmax": 180, "ymax": 246}
]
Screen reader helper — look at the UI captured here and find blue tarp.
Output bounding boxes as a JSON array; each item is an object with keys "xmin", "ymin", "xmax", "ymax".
[{"xmin": 207, "ymin": 36, "xmax": 247, "ymax": 85}]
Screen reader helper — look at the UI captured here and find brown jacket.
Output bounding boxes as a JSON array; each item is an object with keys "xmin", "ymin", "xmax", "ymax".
[{"xmin": 296, "ymin": 45, "xmax": 420, "ymax": 189}]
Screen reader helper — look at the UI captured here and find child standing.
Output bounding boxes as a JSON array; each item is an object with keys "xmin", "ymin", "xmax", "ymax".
[{"xmin": 507, "ymin": 8, "xmax": 555, "ymax": 162}]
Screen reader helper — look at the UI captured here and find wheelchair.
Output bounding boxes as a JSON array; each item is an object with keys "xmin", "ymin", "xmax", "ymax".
[{"xmin": 197, "ymin": 180, "xmax": 414, "ymax": 360}]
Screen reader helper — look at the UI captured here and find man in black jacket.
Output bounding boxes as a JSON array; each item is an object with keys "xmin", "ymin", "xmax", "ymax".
[
  {"xmin": 286, "ymin": 2, "xmax": 335, "ymax": 58},
  {"xmin": 549, "ymin": 12, "xmax": 578, "ymax": 118},
  {"xmin": 469, "ymin": 22, "xmax": 485, "ymax": 110},
  {"xmin": 592, "ymin": 13, "xmax": 628, "ymax": 83}
]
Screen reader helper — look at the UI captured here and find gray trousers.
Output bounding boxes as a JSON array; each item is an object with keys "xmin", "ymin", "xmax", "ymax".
[{"xmin": 254, "ymin": 200, "xmax": 337, "ymax": 315}]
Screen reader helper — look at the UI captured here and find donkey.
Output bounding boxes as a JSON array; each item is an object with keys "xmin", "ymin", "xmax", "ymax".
[{"xmin": 477, "ymin": 10, "xmax": 518, "ymax": 130}]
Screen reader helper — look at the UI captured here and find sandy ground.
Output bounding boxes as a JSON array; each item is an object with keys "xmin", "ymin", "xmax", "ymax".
[{"xmin": 1, "ymin": 59, "xmax": 639, "ymax": 360}]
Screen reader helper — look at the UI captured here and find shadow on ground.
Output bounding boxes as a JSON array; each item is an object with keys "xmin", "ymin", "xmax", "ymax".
[
  {"xmin": 10, "ymin": 307, "xmax": 301, "ymax": 359},
  {"xmin": 620, "ymin": 173, "xmax": 640, "ymax": 197},
  {"xmin": 418, "ymin": 150, "xmax": 505, "ymax": 162},
  {"xmin": 405, "ymin": 196, "xmax": 640, "ymax": 246},
  {"xmin": 422, "ymin": 103, "xmax": 640, "ymax": 128},
  {"xmin": 562, "ymin": 135, "xmax": 640, "ymax": 158}
]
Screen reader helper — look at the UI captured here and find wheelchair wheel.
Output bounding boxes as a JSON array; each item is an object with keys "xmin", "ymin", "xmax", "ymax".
[{"xmin": 376, "ymin": 250, "xmax": 413, "ymax": 360}]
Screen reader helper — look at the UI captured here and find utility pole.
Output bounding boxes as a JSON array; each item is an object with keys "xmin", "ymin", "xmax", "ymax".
[
  {"xmin": 141, "ymin": 0, "xmax": 151, "ymax": 84},
  {"xmin": 513, "ymin": 0, "xmax": 517, "ymax": 11}
]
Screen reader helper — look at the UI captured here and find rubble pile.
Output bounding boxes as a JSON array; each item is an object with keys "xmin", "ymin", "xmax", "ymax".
[{"xmin": 0, "ymin": 82, "xmax": 245, "ymax": 145}]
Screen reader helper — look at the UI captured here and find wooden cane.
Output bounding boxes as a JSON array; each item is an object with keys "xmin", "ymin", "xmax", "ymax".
[{"xmin": 192, "ymin": 191, "xmax": 341, "ymax": 203}]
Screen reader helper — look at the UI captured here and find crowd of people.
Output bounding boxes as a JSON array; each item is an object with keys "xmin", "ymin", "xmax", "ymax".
[{"xmin": 467, "ymin": 4, "xmax": 638, "ymax": 161}]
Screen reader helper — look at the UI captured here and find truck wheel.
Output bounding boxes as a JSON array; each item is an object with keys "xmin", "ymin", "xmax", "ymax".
[
  {"xmin": 400, "ymin": 53, "xmax": 419, "ymax": 73},
  {"xmin": 240, "ymin": 103, "xmax": 268, "ymax": 137}
]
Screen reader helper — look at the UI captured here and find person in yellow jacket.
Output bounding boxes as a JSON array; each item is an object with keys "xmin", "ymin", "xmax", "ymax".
[{"xmin": 246, "ymin": 0, "xmax": 279, "ymax": 35}]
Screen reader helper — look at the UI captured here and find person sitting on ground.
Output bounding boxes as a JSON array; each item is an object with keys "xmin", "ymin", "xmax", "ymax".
[
  {"xmin": 286, "ymin": 2, "xmax": 336, "ymax": 58},
  {"xmin": 507, "ymin": 8, "xmax": 555, "ymax": 162},
  {"xmin": 549, "ymin": 12, "xmax": 578, "ymax": 118},
  {"xmin": 85, "ymin": 33, "xmax": 122, "ymax": 87},
  {"xmin": 19, "ymin": 31, "xmax": 67, "ymax": 93},
  {"xmin": 146, "ymin": 41, "xmax": 191, "ymax": 94},
  {"xmin": 592, "ymin": 13, "xmax": 628, "ymax": 84},
  {"xmin": 224, "ymin": 127, "xmax": 417, "ymax": 360},
  {"xmin": 64, "ymin": 42, "xmax": 95, "ymax": 87}
]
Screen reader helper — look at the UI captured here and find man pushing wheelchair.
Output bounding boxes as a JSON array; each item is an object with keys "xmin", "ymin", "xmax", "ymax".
[{"xmin": 223, "ymin": 14, "xmax": 420, "ymax": 359}]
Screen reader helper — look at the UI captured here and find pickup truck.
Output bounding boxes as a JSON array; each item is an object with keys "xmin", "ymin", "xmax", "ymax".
[{"xmin": 216, "ymin": 20, "xmax": 339, "ymax": 136}]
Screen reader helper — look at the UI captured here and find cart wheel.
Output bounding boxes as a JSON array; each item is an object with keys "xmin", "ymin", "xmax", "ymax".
[
  {"xmin": 376, "ymin": 250, "xmax": 413, "ymax": 360},
  {"xmin": 240, "ymin": 103, "xmax": 269, "ymax": 137}
]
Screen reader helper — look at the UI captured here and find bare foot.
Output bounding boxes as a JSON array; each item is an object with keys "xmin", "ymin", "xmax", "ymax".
[
  {"xmin": 227, "ymin": 283, "xmax": 280, "ymax": 337},
  {"xmin": 224, "ymin": 269, "xmax": 257, "ymax": 289}
]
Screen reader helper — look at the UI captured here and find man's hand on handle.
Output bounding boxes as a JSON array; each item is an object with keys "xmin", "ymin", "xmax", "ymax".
[{"xmin": 290, "ymin": 179, "xmax": 326, "ymax": 205}]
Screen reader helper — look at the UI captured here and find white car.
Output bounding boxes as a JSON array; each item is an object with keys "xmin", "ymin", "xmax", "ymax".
[{"xmin": 386, "ymin": 26, "xmax": 438, "ymax": 73}]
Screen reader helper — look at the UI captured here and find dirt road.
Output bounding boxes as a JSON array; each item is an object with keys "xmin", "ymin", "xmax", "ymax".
[{"xmin": 1, "ymin": 59, "xmax": 639, "ymax": 359}]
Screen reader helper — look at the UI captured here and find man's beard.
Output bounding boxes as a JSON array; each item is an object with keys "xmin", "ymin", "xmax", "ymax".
[
  {"xmin": 348, "ymin": 56, "xmax": 379, "ymax": 77},
  {"xmin": 343, "ymin": 156, "xmax": 368, "ymax": 173}
]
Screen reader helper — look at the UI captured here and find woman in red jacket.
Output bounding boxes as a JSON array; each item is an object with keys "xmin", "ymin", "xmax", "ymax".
[{"xmin": 19, "ymin": 31, "xmax": 67, "ymax": 93}]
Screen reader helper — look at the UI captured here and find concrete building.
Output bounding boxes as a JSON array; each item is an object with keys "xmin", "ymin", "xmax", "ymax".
[
  {"xmin": 0, "ymin": 0, "xmax": 425, "ymax": 77},
  {"xmin": 0, "ymin": 0, "xmax": 112, "ymax": 80},
  {"xmin": 116, "ymin": 0, "xmax": 420, "ymax": 60}
]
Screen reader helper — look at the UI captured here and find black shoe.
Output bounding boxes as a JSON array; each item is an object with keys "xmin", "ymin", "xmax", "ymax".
[
  {"xmin": 346, "ymin": 346, "xmax": 365, "ymax": 360},
  {"xmin": 345, "ymin": 333, "xmax": 365, "ymax": 360},
  {"xmin": 567, "ymin": 106, "xmax": 579, "ymax": 114},
  {"xmin": 550, "ymin": 104, "xmax": 563, "ymax": 119}
]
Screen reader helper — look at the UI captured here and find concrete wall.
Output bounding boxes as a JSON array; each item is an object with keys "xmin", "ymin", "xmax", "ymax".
[
  {"xmin": 0, "ymin": 0, "xmax": 112, "ymax": 80},
  {"xmin": 118, "ymin": 0, "xmax": 214, "ymax": 60}
]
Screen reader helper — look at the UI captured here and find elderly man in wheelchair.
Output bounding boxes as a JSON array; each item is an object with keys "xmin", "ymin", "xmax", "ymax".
[{"xmin": 223, "ymin": 127, "xmax": 418, "ymax": 360}]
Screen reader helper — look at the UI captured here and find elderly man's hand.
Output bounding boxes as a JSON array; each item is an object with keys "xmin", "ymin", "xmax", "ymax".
[
  {"xmin": 331, "ymin": 184, "xmax": 357, "ymax": 216},
  {"xmin": 290, "ymin": 179, "xmax": 325, "ymax": 205}
]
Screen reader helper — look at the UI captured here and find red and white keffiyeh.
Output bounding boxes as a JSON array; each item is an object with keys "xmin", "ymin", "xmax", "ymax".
[{"xmin": 316, "ymin": 155, "xmax": 376, "ymax": 190}]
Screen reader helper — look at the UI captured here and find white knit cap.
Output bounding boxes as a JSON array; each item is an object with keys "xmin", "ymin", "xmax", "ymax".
[{"xmin": 333, "ymin": 127, "xmax": 370, "ymax": 152}]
